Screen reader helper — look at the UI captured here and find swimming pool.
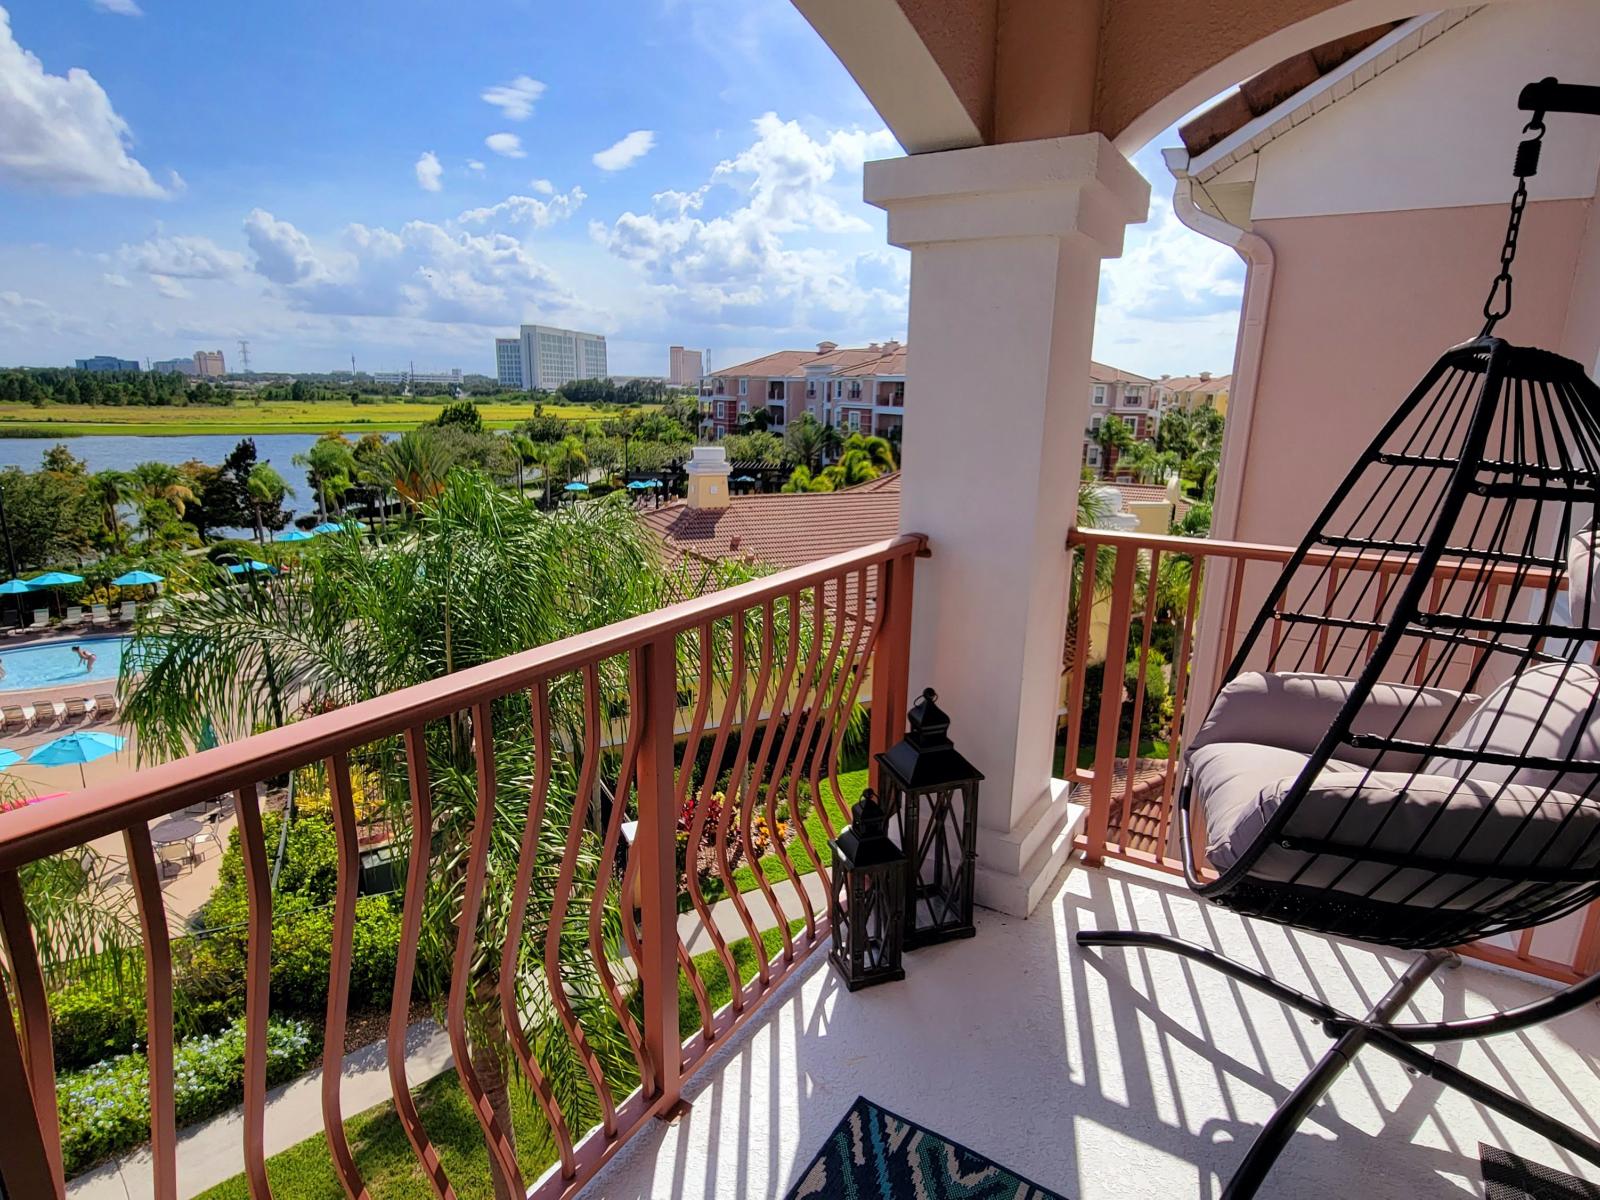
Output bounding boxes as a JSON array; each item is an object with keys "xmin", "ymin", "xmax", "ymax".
[{"xmin": 0, "ymin": 637, "xmax": 130, "ymax": 692}]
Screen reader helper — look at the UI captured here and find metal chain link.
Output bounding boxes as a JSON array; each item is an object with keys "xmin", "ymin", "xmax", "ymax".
[{"xmin": 1482, "ymin": 116, "xmax": 1547, "ymax": 334}]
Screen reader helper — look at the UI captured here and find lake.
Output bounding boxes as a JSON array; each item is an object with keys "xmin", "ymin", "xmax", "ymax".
[{"xmin": 0, "ymin": 432, "xmax": 365, "ymax": 523}]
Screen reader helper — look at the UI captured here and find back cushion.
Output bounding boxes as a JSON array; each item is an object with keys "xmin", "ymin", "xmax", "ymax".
[
  {"xmin": 1189, "ymin": 671, "xmax": 1477, "ymax": 769},
  {"xmin": 1424, "ymin": 662, "xmax": 1600, "ymax": 791}
]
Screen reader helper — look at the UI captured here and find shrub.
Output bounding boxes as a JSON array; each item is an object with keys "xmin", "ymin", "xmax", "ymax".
[
  {"xmin": 58, "ymin": 1017, "xmax": 313, "ymax": 1176},
  {"xmin": 51, "ymin": 976, "xmax": 148, "ymax": 1072}
]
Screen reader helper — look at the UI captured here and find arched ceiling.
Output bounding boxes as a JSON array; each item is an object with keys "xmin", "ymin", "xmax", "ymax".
[{"xmin": 793, "ymin": 0, "xmax": 1527, "ymax": 156}]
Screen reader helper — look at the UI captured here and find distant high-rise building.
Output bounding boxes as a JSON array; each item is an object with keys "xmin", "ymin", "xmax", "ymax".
[
  {"xmin": 151, "ymin": 358, "xmax": 198, "ymax": 375},
  {"xmin": 193, "ymin": 350, "xmax": 226, "ymax": 377},
  {"xmin": 494, "ymin": 325, "xmax": 607, "ymax": 392},
  {"xmin": 74, "ymin": 356, "xmax": 140, "ymax": 373},
  {"xmin": 372, "ymin": 368, "xmax": 463, "ymax": 387},
  {"xmin": 495, "ymin": 338, "xmax": 524, "ymax": 389},
  {"xmin": 668, "ymin": 345, "xmax": 704, "ymax": 387}
]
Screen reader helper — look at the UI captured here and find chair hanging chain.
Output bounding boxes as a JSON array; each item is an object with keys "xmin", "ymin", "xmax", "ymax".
[{"xmin": 1481, "ymin": 113, "xmax": 1548, "ymax": 334}]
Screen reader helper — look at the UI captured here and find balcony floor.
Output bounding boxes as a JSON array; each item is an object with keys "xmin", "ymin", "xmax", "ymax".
[{"xmin": 585, "ymin": 860, "xmax": 1600, "ymax": 1199}]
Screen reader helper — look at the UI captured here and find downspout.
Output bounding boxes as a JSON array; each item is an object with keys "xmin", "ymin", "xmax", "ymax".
[{"xmin": 1162, "ymin": 149, "xmax": 1277, "ymax": 735}]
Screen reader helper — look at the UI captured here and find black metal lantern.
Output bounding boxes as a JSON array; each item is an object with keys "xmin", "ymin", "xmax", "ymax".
[
  {"xmin": 876, "ymin": 688, "xmax": 983, "ymax": 948},
  {"xmin": 828, "ymin": 790, "xmax": 907, "ymax": 991}
]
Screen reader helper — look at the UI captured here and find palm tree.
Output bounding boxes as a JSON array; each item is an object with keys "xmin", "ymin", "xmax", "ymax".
[
  {"xmin": 548, "ymin": 435, "xmax": 588, "ymax": 501},
  {"xmin": 375, "ymin": 429, "xmax": 454, "ymax": 512},
  {"xmin": 87, "ymin": 469, "xmax": 134, "ymax": 550},
  {"xmin": 783, "ymin": 413, "xmax": 826, "ymax": 471},
  {"xmin": 1116, "ymin": 441, "xmax": 1180, "ymax": 485},
  {"xmin": 130, "ymin": 461, "xmax": 197, "ymax": 519},
  {"xmin": 842, "ymin": 433, "xmax": 896, "ymax": 472},
  {"xmin": 1091, "ymin": 415, "xmax": 1135, "ymax": 477},
  {"xmin": 121, "ymin": 473, "xmax": 754, "ymax": 1194},
  {"xmin": 245, "ymin": 463, "xmax": 293, "ymax": 544},
  {"xmin": 781, "ymin": 465, "xmax": 834, "ymax": 493}
]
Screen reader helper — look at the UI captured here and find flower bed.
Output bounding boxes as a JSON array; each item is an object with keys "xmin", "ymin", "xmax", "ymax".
[{"xmin": 59, "ymin": 1017, "xmax": 314, "ymax": 1177}]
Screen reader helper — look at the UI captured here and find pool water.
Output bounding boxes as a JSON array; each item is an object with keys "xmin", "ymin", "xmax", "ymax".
[{"xmin": 0, "ymin": 637, "xmax": 130, "ymax": 692}]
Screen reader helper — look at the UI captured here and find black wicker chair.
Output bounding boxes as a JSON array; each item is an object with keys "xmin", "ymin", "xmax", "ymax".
[{"xmin": 1078, "ymin": 80, "xmax": 1600, "ymax": 1198}]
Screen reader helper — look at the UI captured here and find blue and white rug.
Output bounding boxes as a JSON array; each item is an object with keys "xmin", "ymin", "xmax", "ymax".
[{"xmin": 786, "ymin": 1096, "xmax": 1066, "ymax": 1200}]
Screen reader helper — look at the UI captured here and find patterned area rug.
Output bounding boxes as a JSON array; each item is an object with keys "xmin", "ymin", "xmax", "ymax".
[
  {"xmin": 1482, "ymin": 1145, "xmax": 1600, "ymax": 1200},
  {"xmin": 785, "ymin": 1096, "xmax": 1066, "ymax": 1199}
]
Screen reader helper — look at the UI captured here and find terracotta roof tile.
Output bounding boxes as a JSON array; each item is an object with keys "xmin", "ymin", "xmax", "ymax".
[
  {"xmin": 1089, "ymin": 361, "xmax": 1154, "ymax": 386},
  {"xmin": 1160, "ymin": 374, "xmax": 1231, "ymax": 394},
  {"xmin": 639, "ymin": 473, "xmax": 901, "ymax": 572},
  {"xmin": 711, "ymin": 345, "xmax": 903, "ymax": 378}
]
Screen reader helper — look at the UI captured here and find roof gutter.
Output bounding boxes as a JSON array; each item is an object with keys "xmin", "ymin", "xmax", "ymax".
[{"xmin": 1162, "ymin": 148, "xmax": 1273, "ymax": 546}]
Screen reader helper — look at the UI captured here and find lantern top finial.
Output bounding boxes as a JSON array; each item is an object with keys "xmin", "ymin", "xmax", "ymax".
[
  {"xmin": 850, "ymin": 788, "xmax": 889, "ymax": 836},
  {"xmin": 836, "ymin": 789, "xmax": 904, "ymax": 866},
  {"xmin": 907, "ymin": 687, "xmax": 953, "ymax": 750}
]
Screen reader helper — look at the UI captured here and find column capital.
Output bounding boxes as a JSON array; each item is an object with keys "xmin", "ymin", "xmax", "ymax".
[{"xmin": 864, "ymin": 133, "xmax": 1149, "ymax": 256}]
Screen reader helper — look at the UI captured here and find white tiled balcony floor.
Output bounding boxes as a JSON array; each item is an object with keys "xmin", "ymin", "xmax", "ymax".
[{"xmin": 584, "ymin": 860, "xmax": 1600, "ymax": 1199}]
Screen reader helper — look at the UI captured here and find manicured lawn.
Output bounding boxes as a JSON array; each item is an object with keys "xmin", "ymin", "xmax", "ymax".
[
  {"xmin": 725, "ymin": 768, "xmax": 868, "ymax": 895},
  {"xmin": 1057, "ymin": 738, "xmax": 1171, "ymax": 776},
  {"xmin": 0, "ymin": 399, "xmax": 639, "ymax": 438},
  {"xmin": 192, "ymin": 923, "xmax": 800, "ymax": 1200}
]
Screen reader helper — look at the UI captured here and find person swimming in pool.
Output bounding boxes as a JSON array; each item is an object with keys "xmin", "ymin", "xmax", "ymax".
[{"xmin": 72, "ymin": 645, "xmax": 96, "ymax": 673}]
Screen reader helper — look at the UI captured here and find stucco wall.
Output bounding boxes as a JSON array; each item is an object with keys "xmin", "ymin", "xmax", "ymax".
[{"xmin": 1230, "ymin": 199, "xmax": 1591, "ymax": 549}]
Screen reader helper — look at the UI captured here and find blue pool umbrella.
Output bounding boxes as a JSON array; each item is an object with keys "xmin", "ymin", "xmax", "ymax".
[
  {"xmin": 111, "ymin": 570, "xmax": 165, "ymax": 586},
  {"xmin": 27, "ymin": 571, "xmax": 85, "ymax": 588},
  {"xmin": 626, "ymin": 480, "xmax": 650, "ymax": 490},
  {"xmin": 732, "ymin": 475, "xmax": 757, "ymax": 483},
  {"xmin": 227, "ymin": 560, "xmax": 276, "ymax": 575},
  {"xmin": 311, "ymin": 521, "xmax": 344, "ymax": 534},
  {"xmin": 0, "ymin": 749, "xmax": 20, "ymax": 770},
  {"xmin": 28, "ymin": 731, "xmax": 125, "ymax": 788},
  {"xmin": 0, "ymin": 579, "xmax": 32, "ymax": 595},
  {"xmin": 275, "ymin": 530, "xmax": 315, "ymax": 543},
  {"xmin": 563, "ymin": 481, "xmax": 589, "ymax": 493}
]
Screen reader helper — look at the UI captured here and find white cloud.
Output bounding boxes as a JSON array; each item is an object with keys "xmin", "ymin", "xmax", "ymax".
[
  {"xmin": 102, "ymin": 272, "xmax": 131, "ymax": 288},
  {"xmin": 597, "ymin": 114, "xmax": 901, "ymax": 333},
  {"xmin": 151, "ymin": 275, "xmax": 190, "ymax": 300},
  {"xmin": 241, "ymin": 208, "xmax": 571, "ymax": 325},
  {"xmin": 455, "ymin": 187, "xmax": 585, "ymax": 228},
  {"xmin": 485, "ymin": 132, "xmax": 525, "ymax": 159},
  {"xmin": 119, "ymin": 234, "xmax": 247, "ymax": 279},
  {"xmin": 90, "ymin": 0, "xmax": 143, "ymax": 15},
  {"xmin": 1097, "ymin": 192, "xmax": 1243, "ymax": 323},
  {"xmin": 593, "ymin": 130, "xmax": 655, "ymax": 172},
  {"xmin": 467, "ymin": 159, "xmax": 485, "ymax": 172},
  {"xmin": 414, "ymin": 150, "xmax": 443, "ymax": 192},
  {"xmin": 0, "ymin": 7, "xmax": 168, "ymax": 197},
  {"xmin": 529, "ymin": 177, "xmax": 553, "ymax": 195},
  {"xmin": 480, "ymin": 75, "xmax": 545, "ymax": 121}
]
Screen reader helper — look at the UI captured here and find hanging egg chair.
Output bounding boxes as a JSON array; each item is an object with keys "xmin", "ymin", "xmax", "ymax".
[{"xmin": 1079, "ymin": 77, "xmax": 1600, "ymax": 1199}]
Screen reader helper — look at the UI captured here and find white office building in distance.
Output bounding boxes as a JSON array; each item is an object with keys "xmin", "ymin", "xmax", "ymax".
[{"xmin": 494, "ymin": 325, "xmax": 607, "ymax": 391}]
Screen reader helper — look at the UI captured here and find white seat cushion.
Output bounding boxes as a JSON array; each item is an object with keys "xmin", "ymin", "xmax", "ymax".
[{"xmin": 1423, "ymin": 662, "xmax": 1600, "ymax": 792}]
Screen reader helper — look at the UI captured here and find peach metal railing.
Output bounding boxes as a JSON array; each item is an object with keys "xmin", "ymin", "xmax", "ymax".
[
  {"xmin": 1064, "ymin": 526, "xmax": 1600, "ymax": 987},
  {"xmin": 0, "ymin": 533, "xmax": 922, "ymax": 1200}
]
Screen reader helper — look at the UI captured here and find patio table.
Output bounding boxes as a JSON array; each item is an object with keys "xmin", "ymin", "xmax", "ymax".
[{"xmin": 150, "ymin": 816, "xmax": 203, "ymax": 845}]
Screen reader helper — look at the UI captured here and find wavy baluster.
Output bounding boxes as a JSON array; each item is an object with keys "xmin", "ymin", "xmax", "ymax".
[
  {"xmin": 390, "ymin": 726, "xmax": 459, "ymax": 1199},
  {"xmin": 0, "ymin": 867, "xmax": 63, "ymax": 1196},
  {"xmin": 679, "ymin": 619, "xmax": 739, "ymax": 1026},
  {"xmin": 810, "ymin": 568, "xmax": 870, "ymax": 848},
  {"xmin": 743, "ymin": 592, "xmax": 804, "ymax": 961},
  {"xmin": 495, "ymin": 686, "xmax": 576, "ymax": 1180},
  {"xmin": 722, "ymin": 601, "xmax": 778, "ymax": 984},
  {"xmin": 587, "ymin": 652, "xmax": 652, "ymax": 1085},
  {"xmin": 789, "ymin": 572, "xmax": 850, "ymax": 904},
  {"xmin": 700, "ymin": 613, "xmax": 757, "ymax": 1010},
  {"xmin": 124, "ymin": 822, "xmax": 177, "ymax": 1200},
  {"xmin": 544, "ymin": 665, "xmax": 619, "ymax": 1135},
  {"xmin": 446, "ymin": 702, "xmax": 525, "ymax": 1195},
  {"xmin": 764, "ymin": 586, "xmax": 829, "ymax": 944},
  {"xmin": 232, "ymin": 783, "xmax": 275, "ymax": 1200},
  {"xmin": 827, "ymin": 565, "xmax": 885, "ymax": 826},
  {"xmin": 323, "ymin": 752, "xmax": 373, "ymax": 1199}
]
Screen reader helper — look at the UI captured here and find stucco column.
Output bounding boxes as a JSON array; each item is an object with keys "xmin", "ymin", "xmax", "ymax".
[{"xmin": 865, "ymin": 135, "xmax": 1149, "ymax": 917}]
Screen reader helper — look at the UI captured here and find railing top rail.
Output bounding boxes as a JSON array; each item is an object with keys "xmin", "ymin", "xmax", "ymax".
[
  {"xmin": 1066, "ymin": 527, "xmax": 1564, "ymax": 588},
  {"xmin": 0, "ymin": 533, "xmax": 926, "ymax": 870}
]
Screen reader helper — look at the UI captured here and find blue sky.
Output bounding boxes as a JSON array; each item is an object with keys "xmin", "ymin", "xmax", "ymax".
[{"xmin": 0, "ymin": 0, "xmax": 1243, "ymax": 380}]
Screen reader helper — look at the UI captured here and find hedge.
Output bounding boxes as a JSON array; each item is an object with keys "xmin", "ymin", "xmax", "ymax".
[{"xmin": 59, "ymin": 1017, "xmax": 314, "ymax": 1176}]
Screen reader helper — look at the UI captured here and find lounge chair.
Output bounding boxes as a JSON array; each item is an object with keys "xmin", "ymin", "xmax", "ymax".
[
  {"xmin": 61, "ymin": 697, "xmax": 90, "ymax": 724},
  {"xmin": 91, "ymin": 692, "xmax": 118, "ymax": 721},
  {"xmin": 118, "ymin": 601, "xmax": 136, "ymax": 624},
  {"xmin": 90, "ymin": 604, "xmax": 111, "ymax": 627},
  {"xmin": 33, "ymin": 701, "xmax": 64, "ymax": 730},
  {"xmin": 28, "ymin": 609, "xmax": 47, "ymax": 631},
  {"xmin": 63, "ymin": 606, "xmax": 84, "ymax": 627},
  {"xmin": 0, "ymin": 704, "xmax": 29, "ymax": 733}
]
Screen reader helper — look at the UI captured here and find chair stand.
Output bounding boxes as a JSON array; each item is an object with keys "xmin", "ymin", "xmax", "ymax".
[{"xmin": 1076, "ymin": 930, "xmax": 1600, "ymax": 1199}]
